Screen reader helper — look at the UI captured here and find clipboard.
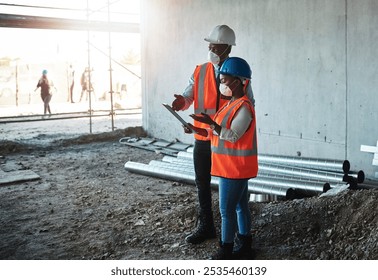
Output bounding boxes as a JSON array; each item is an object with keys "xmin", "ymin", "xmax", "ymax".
[{"xmin": 162, "ymin": 103, "xmax": 193, "ymax": 132}]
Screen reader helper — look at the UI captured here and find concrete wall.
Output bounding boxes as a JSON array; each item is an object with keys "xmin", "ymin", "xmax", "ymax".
[
  {"xmin": 347, "ymin": 0, "xmax": 378, "ymax": 178},
  {"xmin": 140, "ymin": 0, "xmax": 378, "ymax": 178}
]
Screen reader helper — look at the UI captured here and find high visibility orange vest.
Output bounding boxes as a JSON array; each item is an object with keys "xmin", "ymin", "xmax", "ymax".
[
  {"xmin": 193, "ymin": 63, "xmax": 227, "ymax": 141},
  {"xmin": 211, "ymin": 95, "xmax": 258, "ymax": 179}
]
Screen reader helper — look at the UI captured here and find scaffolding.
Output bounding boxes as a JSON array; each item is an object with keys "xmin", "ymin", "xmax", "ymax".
[{"xmin": 0, "ymin": 1, "xmax": 141, "ymax": 133}]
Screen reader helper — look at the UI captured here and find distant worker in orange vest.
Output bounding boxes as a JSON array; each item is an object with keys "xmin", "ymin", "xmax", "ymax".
[
  {"xmin": 171, "ymin": 25, "xmax": 255, "ymax": 245},
  {"xmin": 189, "ymin": 57, "xmax": 258, "ymax": 260}
]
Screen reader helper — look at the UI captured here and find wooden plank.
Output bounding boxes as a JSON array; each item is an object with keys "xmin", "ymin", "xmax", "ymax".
[{"xmin": 0, "ymin": 170, "xmax": 40, "ymax": 185}]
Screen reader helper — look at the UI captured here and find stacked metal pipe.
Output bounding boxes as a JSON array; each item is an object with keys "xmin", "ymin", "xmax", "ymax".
[{"xmin": 124, "ymin": 149, "xmax": 364, "ymax": 200}]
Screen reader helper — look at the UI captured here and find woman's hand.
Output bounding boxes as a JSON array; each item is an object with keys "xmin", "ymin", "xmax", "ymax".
[
  {"xmin": 184, "ymin": 123, "xmax": 208, "ymax": 137},
  {"xmin": 189, "ymin": 112, "xmax": 213, "ymax": 125},
  {"xmin": 190, "ymin": 113, "xmax": 221, "ymax": 134}
]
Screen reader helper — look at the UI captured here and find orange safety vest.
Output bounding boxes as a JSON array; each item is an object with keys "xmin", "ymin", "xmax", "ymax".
[
  {"xmin": 211, "ymin": 95, "xmax": 258, "ymax": 179},
  {"xmin": 193, "ymin": 63, "xmax": 228, "ymax": 141}
]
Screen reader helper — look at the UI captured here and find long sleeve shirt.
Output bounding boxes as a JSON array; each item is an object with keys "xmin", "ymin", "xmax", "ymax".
[{"xmin": 217, "ymin": 101, "xmax": 253, "ymax": 143}]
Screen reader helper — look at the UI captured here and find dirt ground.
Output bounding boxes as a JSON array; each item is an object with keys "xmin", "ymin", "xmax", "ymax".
[{"xmin": 0, "ymin": 116, "xmax": 377, "ymax": 260}]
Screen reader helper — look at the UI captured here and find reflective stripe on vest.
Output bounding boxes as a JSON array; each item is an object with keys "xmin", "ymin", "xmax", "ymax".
[
  {"xmin": 212, "ymin": 97, "xmax": 257, "ymax": 157},
  {"xmin": 193, "ymin": 63, "xmax": 226, "ymax": 140},
  {"xmin": 195, "ymin": 65, "xmax": 206, "ymax": 113},
  {"xmin": 194, "ymin": 63, "xmax": 217, "ymax": 115}
]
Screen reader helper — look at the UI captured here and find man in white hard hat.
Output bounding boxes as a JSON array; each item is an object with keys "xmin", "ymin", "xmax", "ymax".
[{"xmin": 171, "ymin": 25, "xmax": 255, "ymax": 245}]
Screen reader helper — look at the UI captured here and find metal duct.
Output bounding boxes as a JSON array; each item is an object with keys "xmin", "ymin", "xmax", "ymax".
[
  {"xmin": 149, "ymin": 160, "xmax": 193, "ymax": 172},
  {"xmin": 124, "ymin": 150, "xmax": 366, "ymax": 200},
  {"xmin": 356, "ymin": 180, "xmax": 378, "ymax": 190},
  {"xmin": 250, "ymin": 177, "xmax": 330, "ymax": 194},
  {"xmin": 144, "ymin": 160, "xmax": 330, "ymax": 196},
  {"xmin": 164, "ymin": 155, "xmax": 335, "ymax": 184},
  {"xmin": 343, "ymin": 170, "xmax": 365, "ymax": 183},
  {"xmin": 247, "ymin": 181, "xmax": 290, "ymax": 197},
  {"xmin": 125, "ymin": 161, "xmax": 222, "ymax": 190},
  {"xmin": 178, "ymin": 151, "xmax": 349, "ymax": 173},
  {"xmin": 257, "ymin": 171, "xmax": 331, "ymax": 185},
  {"xmin": 161, "ymin": 156, "xmax": 194, "ymax": 167},
  {"xmin": 162, "ymin": 153, "xmax": 336, "ymax": 187},
  {"xmin": 258, "ymin": 163, "xmax": 344, "ymax": 183},
  {"xmin": 343, "ymin": 171, "xmax": 365, "ymax": 189},
  {"xmin": 176, "ymin": 151, "xmax": 194, "ymax": 160},
  {"xmin": 285, "ymin": 188, "xmax": 319, "ymax": 200},
  {"xmin": 163, "ymin": 155, "xmax": 337, "ymax": 186},
  {"xmin": 157, "ymin": 158, "xmax": 333, "ymax": 190},
  {"xmin": 258, "ymin": 154, "xmax": 350, "ymax": 173},
  {"xmin": 124, "ymin": 161, "xmax": 195, "ymax": 185},
  {"xmin": 250, "ymin": 193, "xmax": 274, "ymax": 202}
]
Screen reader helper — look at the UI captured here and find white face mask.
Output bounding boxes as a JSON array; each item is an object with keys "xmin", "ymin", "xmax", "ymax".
[
  {"xmin": 219, "ymin": 83, "xmax": 232, "ymax": 96},
  {"xmin": 207, "ymin": 51, "xmax": 220, "ymax": 65},
  {"xmin": 219, "ymin": 80, "xmax": 238, "ymax": 97}
]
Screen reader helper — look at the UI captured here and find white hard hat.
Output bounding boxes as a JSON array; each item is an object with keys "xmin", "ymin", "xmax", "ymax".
[{"xmin": 204, "ymin": 25, "xmax": 236, "ymax": 46}]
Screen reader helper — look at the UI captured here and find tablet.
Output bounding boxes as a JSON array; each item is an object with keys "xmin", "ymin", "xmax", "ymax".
[{"xmin": 162, "ymin": 103, "xmax": 193, "ymax": 132}]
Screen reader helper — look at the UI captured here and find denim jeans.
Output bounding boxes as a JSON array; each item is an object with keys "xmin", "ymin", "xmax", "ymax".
[
  {"xmin": 218, "ymin": 177, "xmax": 251, "ymax": 243},
  {"xmin": 193, "ymin": 140, "xmax": 212, "ymax": 214}
]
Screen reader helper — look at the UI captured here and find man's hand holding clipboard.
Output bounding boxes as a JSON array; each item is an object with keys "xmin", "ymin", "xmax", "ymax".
[
  {"xmin": 162, "ymin": 103, "xmax": 194, "ymax": 133},
  {"xmin": 163, "ymin": 103, "xmax": 211, "ymax": 137}
]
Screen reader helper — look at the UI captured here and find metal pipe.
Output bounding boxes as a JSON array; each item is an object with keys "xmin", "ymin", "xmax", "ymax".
[
  {"xmin": 249, "ymin": 193, "xmax": 273, "ymax": 202},
  {"xmin": 163, "ymin": 155, "xmax": 334, "ymax": 185},
  {"xmin": 86, "ymin": 0, "xmax": 93, "ymax": 134},
  {"xmin": 248, "ymin": 183, "xmax": 324, "ymax": 200},
  {"xmin": 148, "ymin": 160, "xmax": 194, "ymax": 173},
  {"xmin": 176, "ymin": 151, "xmax": 194, "ymax": 160},
  {"xmin": 162, "ymin": 156, "xmax": 193, "ymax": 167},
  {"xmin": 258, "ymin": 154, "xmax": 350, "ymax": 173},
  {"xmin": 143, "ymin": 160, "xmax": 330, "ymax": 195},
  {"xmin": 177, "ymin": 151, "xmax": 349, "ymax": 173},
  {"xmin": 342, "ymin": 170, "xmax": 365, "ymax": 183},
  {"xmin": 125, "ymin": 161, "xmax": 332, "ymax": 201},
  {"xmin": 163, "ymin": 155, "xmax": 336, "ymax": 186},
  {"xmin": 252, "ymin": 176, "xmax": 329, "ymax": 193},
  {"xmin": 158, "ymin": 160, "xmax": 333, "ymax": 189},
  {"xmin": 257, "ymin": 170, "xmax": 330, "ymax": 185},
  {"xmin": 258, "ymin": 163, "xmax": 344, "ymax": 183},
  {"xmin": 247, "ymin": 182, "xmax": 289, "ymax": 197},
  {"xmin": 125, "ymin": 161, "xmax": 216, "ymax": 190},
  {"xmin": 159, "ymin": 156, "xmax": 336, "ymax": 190},
  {"xmin": 356, "ymin": 180, "xmax": 378, "ymax": 190},
  {"xmin": 107, "ymin": 0, "xmax": 115, "ymax": 131},
  {"xmin": 0, "ymin": 110, "xmax": 140, "ymax": 124},
  {"xmin": 343, "ymin": 170, "xmax": 365, "ymax": 189},
  {"xmin": 0, "ymin": 13, "xmax": 140, "ymax": 33},
  {"xmin": 159, "ymin": 158, "xmax": 331, "ymax": 186},
  {"xmin": 124, "ymin": 161, "xmax": 196, "ymax": 185},
  {"xmin": 285, "ymin": 188, "xmax": 318, "ymax": 200}
]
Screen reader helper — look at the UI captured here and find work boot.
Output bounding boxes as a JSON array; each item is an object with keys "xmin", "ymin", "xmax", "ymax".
[
  {"xmin": 209, "ymin": 241, "xmax": 234, "ymax": 260},
  {"xmin": 232, "ymin": 233, "xmax": 254, "ymax": 259},
  {"xmin": 185, "ymin": 212, "xmax": 216, "ymax": 244}
]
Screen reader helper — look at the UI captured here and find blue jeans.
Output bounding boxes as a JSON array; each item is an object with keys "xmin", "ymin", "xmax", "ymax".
[{"xmin": 218, "ymin": 177, "xmax": 251, "ymax": 243}]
